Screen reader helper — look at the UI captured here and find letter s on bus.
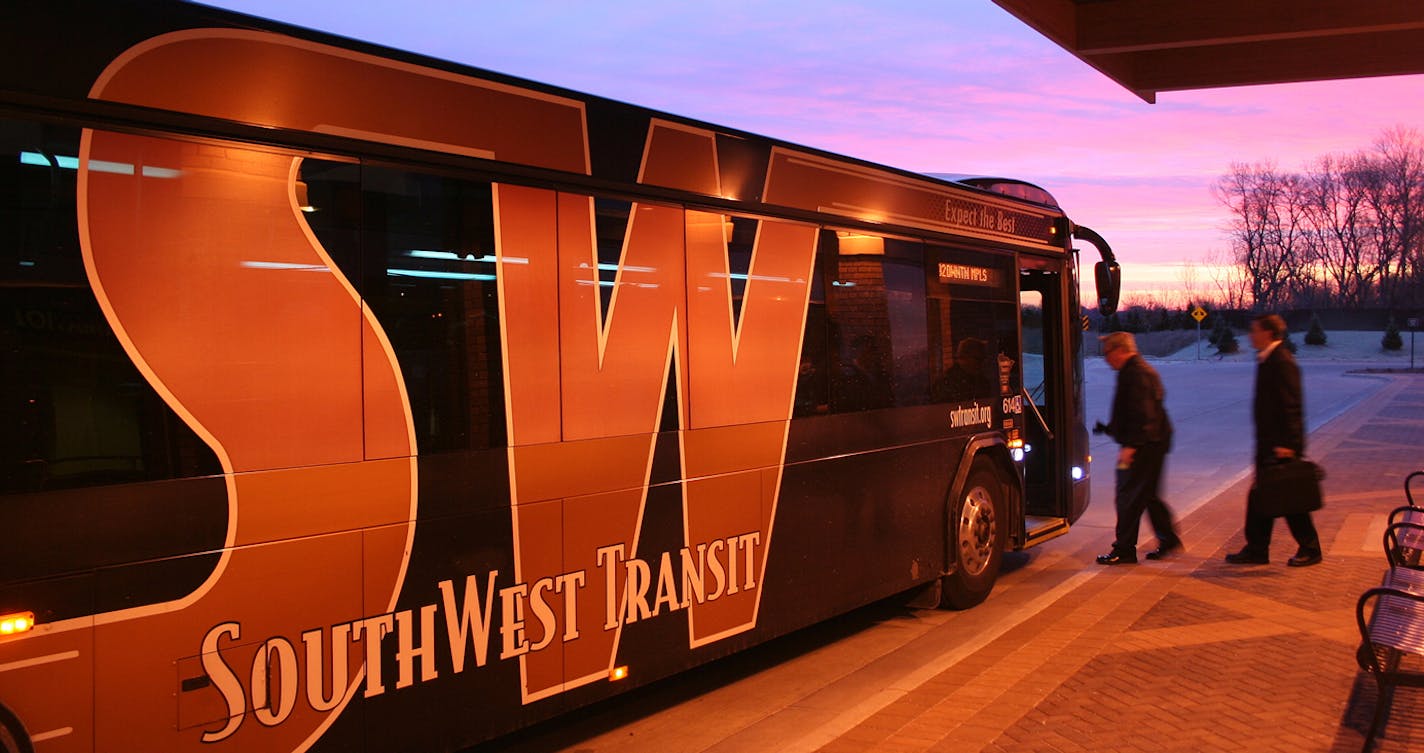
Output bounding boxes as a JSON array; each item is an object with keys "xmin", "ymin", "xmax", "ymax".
[{"xmin": 201, "ymin": 622, "xmax": 246, "ymax": 743}]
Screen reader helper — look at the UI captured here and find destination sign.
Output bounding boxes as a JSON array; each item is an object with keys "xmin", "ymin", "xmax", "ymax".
[
  {"xmin": 937, "ymin": 262, "xmax": 995, "ymax": 286},
  {"xmin": 942, "ymin": 197, "xmax": 1054, "ymax": 243},
  {"xmin": 763, "ymin": 151, "xmax": 1063, "ymax": 250}
]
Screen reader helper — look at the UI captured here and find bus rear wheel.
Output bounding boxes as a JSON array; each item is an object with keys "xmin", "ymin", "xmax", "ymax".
[
  {"xmin": 0, "ymin": 705, "xmax": 29, "ymax": 753},
  {"xmin": 941, "ymin": 461, "xmax": 1005, "ymax": 610}
]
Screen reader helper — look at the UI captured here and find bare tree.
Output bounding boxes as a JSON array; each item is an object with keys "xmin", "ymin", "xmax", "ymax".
[
  {"xmin": 1177, "ymin": 259, "xmax": 1202, "ymax": 306},
  {"xmin": 1357, "ymin": 127, "xmax": 1424, "ymax": 306},
  {"xmin": 1212, "ymin": 127, "xmax": 1424, "ymax": 310},
  {"xmin": 1204, "ymin": 246, "xmax": 1250, "ymax": 309},
  {"xmin": 1274, "ymin": 170, "xmax": 1315, "ymax": 306},
  {"xmin": 1377, "ymin": 127, "xmax": 1424, "ymax": 304},
  {"xmin": 1301, "ymin": 154, "xmax": 1375, "ymax": 306},
  {"xmin": 1214, "ymin": 162, "xmax": 1300, "ymax": 309}
]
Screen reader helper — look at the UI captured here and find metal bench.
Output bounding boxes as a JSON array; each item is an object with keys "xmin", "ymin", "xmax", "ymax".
[
  {"xmin": 1356, "ymin": 586, "xmax": 1424, "ymax": 752},
  {"xmin": 1354, "ymin": 472, "xmax": 1424, "ymax": 751}
]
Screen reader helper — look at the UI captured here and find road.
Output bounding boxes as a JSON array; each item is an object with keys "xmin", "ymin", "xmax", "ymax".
[{"xmin": 473, "ymin": 359, "xmax": 1392, "ymax": 753}]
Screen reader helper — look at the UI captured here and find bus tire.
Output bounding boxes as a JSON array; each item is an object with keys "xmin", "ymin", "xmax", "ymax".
[
  {"xmin": 941, "ymin": 460, "xmax": 1005, "ymax": 610},
  {"xmin": 0, "ymin": 704, "xmax": 31, "ymax": 753}
]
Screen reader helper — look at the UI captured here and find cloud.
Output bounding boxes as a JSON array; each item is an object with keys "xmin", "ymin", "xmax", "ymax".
[{"xmin": 207, "ymin": 0, "xmax": 1424, "ymax": 295}]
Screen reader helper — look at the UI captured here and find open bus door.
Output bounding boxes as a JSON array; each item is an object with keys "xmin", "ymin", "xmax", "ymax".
[{"xmin": 1019, "ymin": 257, "xmax": 1072, "ymax": 545}]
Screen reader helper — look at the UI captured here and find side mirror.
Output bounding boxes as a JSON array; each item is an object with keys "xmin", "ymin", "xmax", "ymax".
[
  {"xmin": 1094, "ymin": 261, "xmax": 1121, "ymax": 316},
  {"xmin": 1071, "ymin": 224, "xmax": 1120, "ymax": 317}
]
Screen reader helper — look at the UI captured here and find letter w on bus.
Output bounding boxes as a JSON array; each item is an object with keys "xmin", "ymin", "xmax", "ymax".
[{"xmin": 496, "ymin": 120, "xmax": 817, "ymax": 703}]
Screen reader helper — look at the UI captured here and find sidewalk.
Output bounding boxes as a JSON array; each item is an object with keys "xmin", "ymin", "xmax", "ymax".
[{"xmin": 814, "ymin": 374, "xmax": 1424, "ymax": 753}]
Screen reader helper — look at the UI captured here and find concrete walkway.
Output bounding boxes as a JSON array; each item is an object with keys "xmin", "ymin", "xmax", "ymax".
[{"xmin": 813, "ymin": 373, "xmax": 1424, "ymax": 753}]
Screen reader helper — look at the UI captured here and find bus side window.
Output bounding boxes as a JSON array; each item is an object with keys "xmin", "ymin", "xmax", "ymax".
[
  {"xmin": 926, "ymin": 245, "xmax": 1018, "ymax": 405},
  {"xmin": 353, "ymin": 165, "xmax": 506, "ymax": 454},
  {"xmin": 0, "ymin": 119, "xmax": 220, "ymax": 494},
  {"xmin": 792, "ymin": 231, "xmax": 833, "ymax": 417},
  {"xmin": 882, "ymin": 247, "xmax": 930, "ymax": 407},
  {"xmin": 822, "ymin": 232, "xmax": 929, "ymax": 413},
  {"xmin": 931, "ymin": 301, "xmax": 998, "ymax": 403}
]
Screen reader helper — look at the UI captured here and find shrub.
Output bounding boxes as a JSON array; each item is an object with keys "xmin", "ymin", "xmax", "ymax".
[
  {"xmin": 1305, "ymin": 313, "xmax": 1327, "ymax": 346},
  {"xmin": 1218, "ymin": 331, "xmax": 1240, "ymax": 354},
  {"xmin": 1209, "ymin": 317, "xmax": 1239, "ymax": 353},
  {"xmin": 1383, "ymin": 316, "xmax": 1404, "ymax": 351},
  {"xmin": 1216, "ymin": 324, "xmax": 1240, "ymax": 354}
]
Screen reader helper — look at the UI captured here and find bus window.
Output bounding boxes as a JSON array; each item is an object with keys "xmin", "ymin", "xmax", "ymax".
[
  {"xmin": 0, "ymin": 119, "xmax": 221, "ymax": 493},
  {"xmin": 592, "ymin": 196, "xmax": 680, "ymax": 433},
  {"xmin": 1020, "ymin": 292, "xmax": 1047, "ymax": 406},
  {"xmin": 822, "ymin": 232, "xmax": 928, "ymax": 412},
  {"xmin": 925, "ymin": 244, "xmax": 1018, "ymax": 405},
  {"xmin": 593, "ymin": 197, "xmax": 633, "ymax": 324},
  {"xmin": 351, "ymin": 165, "xmax": 506, "ymax": 454},
  {"xmin": 793, "ymin": 232, "xmax": 831, "ymax": 417},
  {"xmin": 724, "ymin": 214, "xmax": 757, "ymax": 326},
  {"xmin": 2, "ymin": 121, "xmax": 235, "ymax": 623}
]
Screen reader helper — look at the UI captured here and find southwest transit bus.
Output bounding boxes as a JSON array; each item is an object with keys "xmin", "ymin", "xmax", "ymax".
[{"xmin": 0, "ymin": 2, "xmax": 1122, "ymax": 751}]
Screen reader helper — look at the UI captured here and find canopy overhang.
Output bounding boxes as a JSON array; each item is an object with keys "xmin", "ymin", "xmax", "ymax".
[{"xmin": 991, "ymin": 0, "xmax": 1424, "ymax": 103}]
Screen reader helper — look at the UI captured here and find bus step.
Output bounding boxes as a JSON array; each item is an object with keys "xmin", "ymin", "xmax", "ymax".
[{"xmin": 1024, "ymin": 515, "xmax": 1070, "ymax": 547}]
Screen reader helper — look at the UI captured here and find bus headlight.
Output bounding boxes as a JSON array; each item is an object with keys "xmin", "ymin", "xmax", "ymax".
[{"xmin": 1071, "ymin": 466, "xmax": 1084, "ymax": 481}]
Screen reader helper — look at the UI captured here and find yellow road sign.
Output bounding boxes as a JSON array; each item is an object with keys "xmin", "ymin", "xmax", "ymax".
[{"xmin": 1191, "ymin": 306, "xmax": 1207, "ymax": 322}]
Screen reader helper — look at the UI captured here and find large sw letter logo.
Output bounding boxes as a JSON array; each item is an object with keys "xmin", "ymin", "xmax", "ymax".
[{"xmin": 498, "ymin": 120, "xmax": 818, "ymax": 702}]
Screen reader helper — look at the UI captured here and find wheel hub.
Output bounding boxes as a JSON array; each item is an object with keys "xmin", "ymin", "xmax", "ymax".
[{"xmin": 958, "ymin": 486, "xmax": 996, "ymax": 576}]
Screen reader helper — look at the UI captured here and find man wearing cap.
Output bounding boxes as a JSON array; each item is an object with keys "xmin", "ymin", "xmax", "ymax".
[{"xmin": 1095, "ymin": 332, "xmax": 1182, "ymax": 565}]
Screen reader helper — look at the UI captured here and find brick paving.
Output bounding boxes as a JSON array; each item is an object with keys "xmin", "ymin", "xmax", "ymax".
[{"xmin": 813, "ymin": 375, "xmax": 1424, "ymax": 753}]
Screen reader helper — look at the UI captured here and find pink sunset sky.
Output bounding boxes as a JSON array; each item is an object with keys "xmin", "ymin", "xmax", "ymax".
[{"xmin": 208, "ymin": 0, "xmax": 1424, "ymax": 304}]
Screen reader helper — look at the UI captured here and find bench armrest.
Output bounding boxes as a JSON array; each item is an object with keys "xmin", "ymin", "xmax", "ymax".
[
  {"xmin": 1385, "ymin": 521, "xmax": 1424, "ymax": 567},
  {"xmin": 1388, "ymin": 504, "xmax": 1424, "ymax": 529}
]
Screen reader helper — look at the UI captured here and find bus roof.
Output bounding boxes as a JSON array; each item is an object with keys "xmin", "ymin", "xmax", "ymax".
[{"xmin": 931, "ymin": 175, "xmax": 1062, "ymax": 209}]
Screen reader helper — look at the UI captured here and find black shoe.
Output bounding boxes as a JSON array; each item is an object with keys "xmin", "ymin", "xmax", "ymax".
[
  {"xmin": 1287, "ymin": 551, "xmax": 1322, "ymax": 567},
  {"xmin": 1096, "ymin": 551, "xmax": 1137, "ymax": 565},
  {"xmin": 1145, "ymin": 540, "xmax": 1183, "ymax": 560},
  {"xmin": 1224, "ymin": 549, "xmax": 1269, "ymax": 565}
]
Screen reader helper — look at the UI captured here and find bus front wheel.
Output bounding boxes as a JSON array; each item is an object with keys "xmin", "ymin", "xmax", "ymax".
[{"xmin": 941, "ymin": 461, "xmax": 1005, "ymax": 610}]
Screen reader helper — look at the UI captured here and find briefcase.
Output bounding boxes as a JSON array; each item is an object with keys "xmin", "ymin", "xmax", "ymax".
[{"xmin": 1249, "ymin": 458, "xmax": 1326, "ymax": 518}]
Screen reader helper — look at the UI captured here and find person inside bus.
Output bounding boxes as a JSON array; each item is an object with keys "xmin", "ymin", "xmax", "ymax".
[
  {"xmin": 834, "ymin": 333, "xmax": 893, "ymax": 411},
  {"xmin": 1094, "ymin": 331, "xmax": 1182, "ymax": 565},
  {"xmin": 932, "ymin": 336, "xmax": 992, "ymax": 402}
]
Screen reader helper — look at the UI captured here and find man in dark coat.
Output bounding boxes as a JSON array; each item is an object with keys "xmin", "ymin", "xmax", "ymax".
[
  {"xmin": 1225, "ymin": 314, "xmax": 1322, "ymax": 567},
  {"xmin": 1095, "ymin": 332, "xmax": 1181, "ymax": 565}
]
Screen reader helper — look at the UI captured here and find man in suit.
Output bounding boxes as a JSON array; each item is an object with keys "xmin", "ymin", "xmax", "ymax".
[
  {"xmin": 1095, "ymin": 332, "xmax": 1182, "ymax": 565},
  {"xmin": 1225, "ymin": 314, "xmax": 1322, "ymax": 567}
]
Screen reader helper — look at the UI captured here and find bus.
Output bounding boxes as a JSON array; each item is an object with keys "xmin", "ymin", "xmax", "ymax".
[{"xmin": 0, "ymin": 2, "xmax": 1121, "ymax": 751}]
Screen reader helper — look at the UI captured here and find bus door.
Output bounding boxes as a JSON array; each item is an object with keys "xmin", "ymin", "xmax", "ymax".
[{"xmin": 1018, "ymin": 258, "xmax": 1071, "ymax": 544}]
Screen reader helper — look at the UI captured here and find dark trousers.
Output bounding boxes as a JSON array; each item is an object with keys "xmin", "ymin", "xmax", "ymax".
[
  {"xmin": 1242, "ymin": 512, "xmax": 1320, "ymax": 556},
  {"xmin": 1113, "ymin": 442, "xmax": 1178, "ymax": 555}
]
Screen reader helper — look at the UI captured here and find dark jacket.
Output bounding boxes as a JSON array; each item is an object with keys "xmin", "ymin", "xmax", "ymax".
[
  {"xmin": 1106, "ymin": 354, "xmax": 1172, "ymax": 448},
  {"xmin": 1254, "ymin": 343, "xmax": 1304, "ymax": 462}
]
